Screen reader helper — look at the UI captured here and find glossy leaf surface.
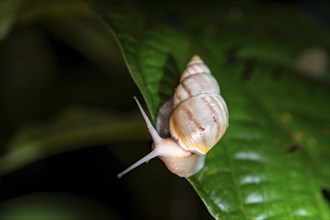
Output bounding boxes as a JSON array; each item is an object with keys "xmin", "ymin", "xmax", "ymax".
[{"xmin": 86, "ymin": 1, "xmax": 330, "ymax": 219}]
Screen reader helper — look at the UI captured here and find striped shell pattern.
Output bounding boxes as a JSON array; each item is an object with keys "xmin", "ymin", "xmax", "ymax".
[{"xmin": 169, "ymin": 56, "xmax": 228, "ymax": 155}]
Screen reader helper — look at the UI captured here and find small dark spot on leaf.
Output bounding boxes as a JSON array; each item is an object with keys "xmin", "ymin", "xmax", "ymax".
[
  {"xmin": 242, "ymin": 59, "xmax": 256, "ymax": 81},
  {"xmin": 272, "ymin": 66, "xmax": 283, "ymax": 80},
  {"xmin": 286, "ymin": 144, "xmax": 301, "ymax": 153},
  {"xmin": 322, "ymin": 188, "xmax": 330, "ymax": 204},
  {"xmin": 225, "ymin": 46, "xmax": 240, "ymax": 65},
  {"xmin": 213, "ymin": 116, "xmax": 217, "ymax": 122},
  {"xmin": 325, "ymin": 124, "xmax": 330, "ymax": 136},
  {"xmin": 199, "ymin": 126, "xmax": 205, "ymax": 131}
]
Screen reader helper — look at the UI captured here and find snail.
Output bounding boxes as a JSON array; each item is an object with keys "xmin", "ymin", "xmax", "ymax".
[{"xmin": 117, "ymin": 55, "xmax": 229, "ymax": 178}]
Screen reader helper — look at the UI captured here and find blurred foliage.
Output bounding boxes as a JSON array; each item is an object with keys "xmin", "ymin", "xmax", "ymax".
[
  {"xmin": 0, "ymin": 0, "xmax": 330, "ymax": 220},
  {"xmin": 1, "ymin": 192, "xmax": 119, "ymax": 220}
]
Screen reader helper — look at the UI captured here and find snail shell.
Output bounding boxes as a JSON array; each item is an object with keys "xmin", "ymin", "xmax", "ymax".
[
  {"xmin": 117, "ymin": 55, "xmax": 229, "ymax": 178},
  {"xmin": 170, "ymin": 56, "xmax": 228, "ymax": 154}
]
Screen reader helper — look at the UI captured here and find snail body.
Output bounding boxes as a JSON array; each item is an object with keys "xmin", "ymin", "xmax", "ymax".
[{"xmin": 117, "ymin": 55, "xmax": 228, "ymax": 178}]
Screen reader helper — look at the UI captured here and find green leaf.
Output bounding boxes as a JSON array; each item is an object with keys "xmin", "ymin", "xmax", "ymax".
[{"xmin": 86, "ymin": 1, "xmax": 330, "ymax": 219}]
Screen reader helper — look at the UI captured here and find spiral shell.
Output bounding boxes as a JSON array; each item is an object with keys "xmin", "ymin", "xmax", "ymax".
[
  {"xmin": 169, "ymin": 56, "xmax": 228, "ymax": 154},
  {"xmin": 117, "ymin": 55, "xmax": 229, "ymax": 178}
]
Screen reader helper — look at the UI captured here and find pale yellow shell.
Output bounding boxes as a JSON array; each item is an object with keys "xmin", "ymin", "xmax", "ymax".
[
  {"xmin": 169, "ymin": 56, "xmax": 228, "ymax": 154},
  {"xmin": 117, "ymin": 55, "xmax": 229, "ymax": 178}
]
